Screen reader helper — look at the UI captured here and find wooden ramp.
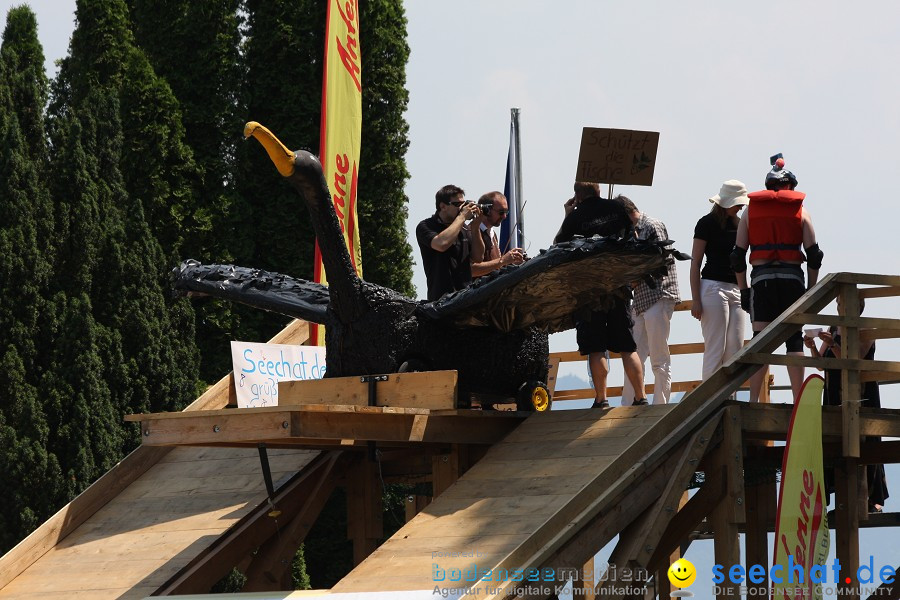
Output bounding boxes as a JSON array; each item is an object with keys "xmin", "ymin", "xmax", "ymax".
[
  {"xmin": 332, "ymin": 346, "xmax": 766, "ymax": 597},
  {"xmin": 0, "ymin": 321, "xmax": 321, "ymax": 600},
  {"xmin": 331, "ymin": 404, "xmax": 687, "ymax": 595},
  {"xmin": 0, "ymin": 447, "xmax": 319, "ymax": 600}
]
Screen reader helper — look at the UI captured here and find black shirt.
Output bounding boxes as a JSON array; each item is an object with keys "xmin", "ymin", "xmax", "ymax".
[
  {"xmin": 693, "ymin": 212, "xmax": 738, "ymax": 284},
  {"xmin": 416, "ymin": 213, "xmax": 472, "ymax": 301},
  {"xmin": 554, "ymin": 196, "xmax": 631, "ymax": 244}
]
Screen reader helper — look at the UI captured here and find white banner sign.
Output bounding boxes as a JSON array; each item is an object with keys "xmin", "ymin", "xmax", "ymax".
[{"xmin": 230, "ymin": 341, "xmax": 327, "ymax": 408}]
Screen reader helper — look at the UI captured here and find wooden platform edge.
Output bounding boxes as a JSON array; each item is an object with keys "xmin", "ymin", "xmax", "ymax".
[{"xmin": 0, "ymin": 319, "xmax": 310, "ymax": 592}]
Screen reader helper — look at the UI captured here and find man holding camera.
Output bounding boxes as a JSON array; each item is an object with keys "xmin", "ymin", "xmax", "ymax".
[
  {"xmin": 416, "ymin": 184, "xmax": 483, "ymax": 301},
  {"xmin": 470, "ymin": 191, "xmax": 526, "ymax": 277}
]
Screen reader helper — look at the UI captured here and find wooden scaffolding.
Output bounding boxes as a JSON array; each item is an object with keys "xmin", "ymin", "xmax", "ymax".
[{"xmin": 0, "ymin": 272, "xmax": 898, "ymax": 600}]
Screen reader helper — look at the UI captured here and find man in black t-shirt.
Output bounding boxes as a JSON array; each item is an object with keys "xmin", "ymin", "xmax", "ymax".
[
  {"xmin": 554, "ymin": 182, "xmax": 648, "ymax": 408},
  {"xmin": 416, "ymin": 184, "xmax": 482, "ymax": 301}
]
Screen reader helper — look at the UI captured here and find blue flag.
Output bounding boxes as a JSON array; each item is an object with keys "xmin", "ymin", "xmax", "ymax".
[{"xmin": 500, "ymin": 109, "xmax": 523, "ymax": 253}]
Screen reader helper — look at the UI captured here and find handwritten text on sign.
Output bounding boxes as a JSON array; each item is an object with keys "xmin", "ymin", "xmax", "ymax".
[
  {"xmin": 230, "ymin": 341, "xmax": 327, "ymax": 408},
  {"xmin": 575, "ymin": 128, "xmax": 660, "ymax": 186}
]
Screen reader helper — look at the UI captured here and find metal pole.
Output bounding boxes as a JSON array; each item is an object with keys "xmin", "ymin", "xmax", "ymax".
[{"xmin": 511, "ymin": 108, "xmax": 524, "ymax": 248}]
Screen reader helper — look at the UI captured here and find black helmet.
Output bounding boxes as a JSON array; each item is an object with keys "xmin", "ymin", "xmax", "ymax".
[{"xmin": 765, "ymin": 153, "xmax": 798, "ymax": 190}]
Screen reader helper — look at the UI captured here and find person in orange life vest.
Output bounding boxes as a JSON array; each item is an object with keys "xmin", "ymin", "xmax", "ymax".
[
  {"xmin": 470, "ymin": 191, "xmax": 525, "ymax": 276},
  {"xmin": 730, "ymin": 154, "xmax": 823, "ymax": 402}
]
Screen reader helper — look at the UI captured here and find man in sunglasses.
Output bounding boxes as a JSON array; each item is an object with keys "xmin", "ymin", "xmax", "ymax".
[
  {"xmin": 470, "ymin": 191, "xmax": 526, "ymax": 277},
  {"xmin": 416, "ymin": 184, "xmax": 482, "ymax": 301}
]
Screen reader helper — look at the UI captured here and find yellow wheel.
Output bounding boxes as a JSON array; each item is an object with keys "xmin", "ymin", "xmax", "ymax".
[{"xmin": 517, "ymin": 381, "xmax": 551, "ymax": 412}]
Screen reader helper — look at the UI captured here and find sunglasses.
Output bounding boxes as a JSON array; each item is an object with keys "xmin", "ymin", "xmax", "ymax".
[
  {"xmin": 448, "ymin": 200, "xmax": 465, "ymax": 207},
  {"xmin": 497, "ymin": 209, "xmax": 509, "ymax": 215}
]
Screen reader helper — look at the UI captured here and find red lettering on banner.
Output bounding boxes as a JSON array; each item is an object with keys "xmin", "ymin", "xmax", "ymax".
[
  {"xmin": 332, "ymin": 153, "xmax": 350, "ymax": 231},
  {"xmin": 335, "ymin": 1, "xmax": 361, "ymax": 93}
]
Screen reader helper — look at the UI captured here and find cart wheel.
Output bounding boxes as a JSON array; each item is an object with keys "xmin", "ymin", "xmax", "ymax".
[{"xmin": 517, "ymin": 381, "xmax": 551, "ymax": 412}]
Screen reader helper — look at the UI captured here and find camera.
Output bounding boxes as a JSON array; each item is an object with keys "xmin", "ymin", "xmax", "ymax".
[{"xmin": 478, "ymin": 201, "xmax": 493, "ymax": 216}]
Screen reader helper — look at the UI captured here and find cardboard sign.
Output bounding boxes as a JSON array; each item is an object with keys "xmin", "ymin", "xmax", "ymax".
[
  {"xmin": 230, "ymin": 341, "xmax": 327, "ymax": 408},
  {"xmin": 575, "ymin": 128, "xmax": 660, "ymax": 186}
]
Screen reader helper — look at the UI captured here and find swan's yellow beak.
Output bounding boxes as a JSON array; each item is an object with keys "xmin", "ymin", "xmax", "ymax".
[{"xmin": 244, "ymin": 121, "xmax": 295, "ymax": 177}]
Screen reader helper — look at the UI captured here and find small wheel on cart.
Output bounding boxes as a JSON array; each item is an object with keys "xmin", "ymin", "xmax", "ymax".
[{"xmin": 517, "ymin": 381, "xmax": 551, "ymax": 412}]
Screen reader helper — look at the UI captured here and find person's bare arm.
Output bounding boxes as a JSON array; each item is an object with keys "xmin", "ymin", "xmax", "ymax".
[
  {"xmin": 431, "ymin": 203, "xmax": 479, "ymax": 252},
  {"xmin": 689, "ymin": 238, "xmax": 706, "ymax": 320},
  {"xmin": 734, "ymin": 211, "xmax": 749, "ymax": 289},
  {"xmin": 472, "ymin": 248, "xmax": 525, "ymax": 276},
  {"xmin": 801, "ymin": 207, "xmax": 819, "ymax": 287}
]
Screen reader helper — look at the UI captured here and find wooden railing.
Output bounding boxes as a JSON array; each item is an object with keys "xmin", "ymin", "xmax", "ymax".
[
  {"xmin": 549, "ymin": 275, "xmax": 900, "ymax": 405},
  {"xmin": 548, "ymin": 300, "xmax": 743, "ymax": 403}
]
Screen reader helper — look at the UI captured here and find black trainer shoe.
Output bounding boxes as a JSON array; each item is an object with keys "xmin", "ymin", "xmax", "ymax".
[
  {"xmin": 591, "ymin": 400, "xmax": 610, "ymax": 409},
  {"xmin": 633, "ymin": 398, "xmax": 649, "ymax": 406}
]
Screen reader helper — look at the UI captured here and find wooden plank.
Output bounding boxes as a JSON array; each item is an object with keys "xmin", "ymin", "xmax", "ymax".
[
  {"xmin": 279, "ymin": 370, "xmax": 458, "ymax": 409},
  {"xmin": 859, "ymin": 285, "xmax": 900, "ymax": 299},
  {"xmin": 783, "ymin": 313, "xmax": 900, "ymax": 331},
  {"xmin": 546, "ymin": 355, "xmax": 561, "ymax": 397},
  {"xmin": 738, "ymin": 354, "xmax": 900, "ymax": 373},
  {"xmin": 841, "ymin": 284, "xmax": 863, "ymax": 459},
  {"xmin": 835, "ymin": 458, "xmax": 861, "ymax": 600},
  {"xmin": 552, "ymin": 379, "xmax": 702, "ymax": 402},
  {"xmin": 242, "ymin": 453, "xmax": 343, "ymax": 591},
  {"xmin": 629, "ymin": 413, "xmax": 723, "ymax": 566},
  {"xmin": 157, "ymin": 453, "xmax": 341, "ymax": 595},
  {"xmin": 833, "ymin": 272, "xmax": 900, "ymax": 287}
]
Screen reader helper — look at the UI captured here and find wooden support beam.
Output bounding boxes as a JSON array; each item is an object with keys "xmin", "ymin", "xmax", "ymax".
[
  {"xmin": 841, "ymin": 284, "xmax": 862, "ymax": 459},
  {"xmin": 346, "ymin": 455, "xmax": 384, "ymax": 566},
  {"xmin": 654, "ymin": 491, "xmax": 688, "ymax": 600},
  {"xmin": 744, "ymin": 458, "xmax": 777, "ymax": 596},
  {"xmin": 129, "ymin": 405, "xmax": 526, "ymax": 447},
  {"xmin": 404, "ymin": 494, "xmax": 431, "ymax": 523},
  {"xmin": 519, "ymin": 449, "xmax": 684, "ymax": 600},
  {"xmin": 649, "ymin": 476, "xmax": 724, "ymax": 569},
  {"xmin": 155, "ymin": 451, "xmax": 342, "ymax": 595},
  {"xmin": 242, "ymin": 452, "xmax": 344, "ymax": 591},
  {"xmin": 736, "ymin": 354, "xmax": 900, "ymax": 373},
  {"xmin": 432, "ymin": 444, "xmax": 468, "ymax": 499},
  {"xmin": 707, "ymin": 407, "xmax": 743, "ymax": 600},
  {"xmin": 279, "ymin": 370, "xmax": 458, "ymax": 410},
  {"xmin": 627, "ymin": 413, "xmax": 724, "ymax": 567},
  {"xmin": 783, "ymin": 313, "xmax": 900, "ymax": 331},
  {"xmin": 835, "ymin": 457, "xmax": 861, "ymax": 600}
]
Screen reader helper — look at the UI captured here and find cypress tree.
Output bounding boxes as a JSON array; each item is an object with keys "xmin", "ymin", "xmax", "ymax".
[
  {"xmin": 356, "ymin": 0, "xmax": 414, "ymax": 295},
  {"xmin": 233, "ymin": 0, "xmax": 326, "ymax": 344},
  {"xmin": 127, "ymin": 0, "xmax": 246, "ymax": 382},
  {"xmin": 0, "ymin": 7, "xmax": 64, "ymax": 551}
]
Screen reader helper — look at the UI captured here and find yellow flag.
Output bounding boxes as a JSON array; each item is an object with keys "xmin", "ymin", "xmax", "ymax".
[
  {"xmin": 772, "ymin": 375, "xmax": 830, "ymax": 599},
  {"xmin": 313, "ymin": 0, "xmax": 363, "ymax": 345}
]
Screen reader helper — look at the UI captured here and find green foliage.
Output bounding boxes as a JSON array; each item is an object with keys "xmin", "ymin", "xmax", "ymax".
[
  {"xmin": 127, "ymin": 0, "xmax": 247, "ymax": 382},
  {"xmin": 0, "ymin": 2, "xmax": 416, "ymax": 585},
  {"xmin": 357, "ymin": 0, "xmax": 414, "ymax": 296}
]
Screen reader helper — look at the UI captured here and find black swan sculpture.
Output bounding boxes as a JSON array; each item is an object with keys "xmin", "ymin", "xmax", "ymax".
[{"xmin": 173, "ymin": 122, "xmax": 687, "ymax": 410}]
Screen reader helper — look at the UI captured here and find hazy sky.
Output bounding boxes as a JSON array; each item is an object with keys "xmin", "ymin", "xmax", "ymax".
[{"xmin": 5, "ymin": 1, "xmax": 900, "ymax": 592}]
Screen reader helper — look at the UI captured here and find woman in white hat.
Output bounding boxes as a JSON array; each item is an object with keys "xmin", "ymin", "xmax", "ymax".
[{"xmin": 690, "ymin": 180, "xmax": 750, "ymax": 380}]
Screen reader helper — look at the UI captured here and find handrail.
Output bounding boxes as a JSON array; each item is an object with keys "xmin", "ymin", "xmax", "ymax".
[{"xmin": 549, "ymin": 274, "xmax": 900, "ymax": 405}]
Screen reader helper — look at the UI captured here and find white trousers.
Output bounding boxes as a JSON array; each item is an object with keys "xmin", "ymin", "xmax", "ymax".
[
  {"xmin": 622, "ymin": 298, "xmax": 675, "ymax": 405},
  {"xmin": 699, "ymin": 279, "xmax": 745, "ymax": 380}
]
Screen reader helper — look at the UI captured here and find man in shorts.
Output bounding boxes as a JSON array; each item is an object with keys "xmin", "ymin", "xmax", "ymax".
[
  {"xmin": 731, "ymin": 154, "xmax": 823, "ymax": 402},
  {"xmin": 554, "ymin": 182, "xmax": 648, "ymax": 408}
]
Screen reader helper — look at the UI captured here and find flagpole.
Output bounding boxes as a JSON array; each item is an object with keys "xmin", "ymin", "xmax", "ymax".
[{"xmin": 511, "ymin": 108, "xmax": 524, "ymax": 249}]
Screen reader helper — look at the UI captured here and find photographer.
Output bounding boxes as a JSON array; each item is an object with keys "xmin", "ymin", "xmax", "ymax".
[
  {"xmin": 471, "ymin": 191, "xmax": 525, "ymax": 277},
  {"xmin": 416, "ymin": 184, "xmax": 483, "ymax": 301}
]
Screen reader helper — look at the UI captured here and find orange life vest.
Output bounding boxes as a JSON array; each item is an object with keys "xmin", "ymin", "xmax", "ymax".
[{"xmin": 747, "ymin": 190, "xmax": 806, "ymax": 263}]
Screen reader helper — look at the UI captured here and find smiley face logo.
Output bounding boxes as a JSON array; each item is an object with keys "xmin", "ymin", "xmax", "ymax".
[{"xmin": 667, "ymin": 558, "xmax": 696, "ymax": 588}]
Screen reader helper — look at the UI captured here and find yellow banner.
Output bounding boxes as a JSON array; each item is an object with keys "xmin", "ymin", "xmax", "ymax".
[
  {"xmin": 772, "ymin": 375, "xmax": 830, "ymax": 600},
  {"xmin": 314, "ymin": 0, "xmax": 363, "ymax": 345}
]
